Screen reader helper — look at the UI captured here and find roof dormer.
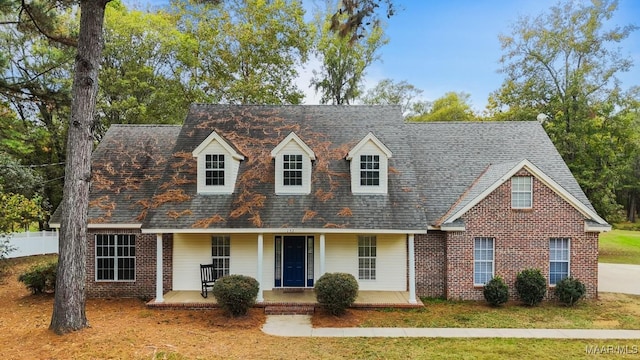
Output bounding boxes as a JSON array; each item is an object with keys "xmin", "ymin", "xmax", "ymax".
[
  {"xmin": 346, "ymin": 132, "xmax": 392, "ymax": 195},
  {"xmin": 192, "ymin": 130, "xmax": 244, "ymax": 194},
  {"xmin": 271, "ymin": 132, "xmax": 315, "ymax": 195}
]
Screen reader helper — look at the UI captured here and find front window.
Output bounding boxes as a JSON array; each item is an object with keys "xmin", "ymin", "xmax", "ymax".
[
  {"xmin": 212, "ymin": 235, "xmax": 230, "ymax": 279},
  {"xmin": 283, "ymin": 154, "xmax": 302, "ymax": 186},
  {"xmin": 511, "ymin": 176, "xmax": 532, "ymax": 208},
  {"xmin": 95, "ymin": 234, "xmax": 136, "ymax": 281},
  {"xmin": 360, "ymin": 155, "xmax": 380, "ymax": 186},
  {"xmin": 205, "ymin": 154, "xmax": 225, "ymax": 186},
  {"xmin": 474, "ymin": 237, "xmax": 494, "ymax": 285},
  {"xmin": 549, "ymin": 237, "xmax": 570, "ymax": 285},
  {"xmin": 358, "ymin": 235, "xmax": 376, "ymax": 280}
]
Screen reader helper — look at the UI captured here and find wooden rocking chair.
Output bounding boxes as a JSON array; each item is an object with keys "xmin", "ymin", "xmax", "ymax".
[{"xmin": 200, "ymin": 264, "xmax": 217, "ymax": 298}]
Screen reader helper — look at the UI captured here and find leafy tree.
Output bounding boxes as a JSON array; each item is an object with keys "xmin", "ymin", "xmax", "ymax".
[
  {"xmin": 0, "ymin": 192, "xmax": 45, "ymax": 232},
  {"xmin": 489, "ymin": 0, "xmax": 637, "ymax": 220},
  {"xmin": 0, "ymin": 153, "xmax": 43, "ymax": 199},
  {"xmin": 171, "ymin": 0, "xmax": 311, "ymax": 105},
  {"xmin": 360, "ymin": 78, "xmax": 426, "ymax": 117},
  {"xmin": 311, "ymin": 3, "xmax": 388, "ymax": 105},
  {"xmin": 412, "ymin": 92, "xmax": 477, "ymax": 121},
  {"xmin": 96, "ymin": 1, "xmax": 190, "ymax": 137},
  {"xmin": 0, "ymin": 2, "xmax": 74, "ymax": 216}
]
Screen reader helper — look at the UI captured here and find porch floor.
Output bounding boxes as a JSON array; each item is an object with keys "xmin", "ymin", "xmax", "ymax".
[{"xmin": 147, "ymin": 290, "xmax": 423, "ymax": 309}]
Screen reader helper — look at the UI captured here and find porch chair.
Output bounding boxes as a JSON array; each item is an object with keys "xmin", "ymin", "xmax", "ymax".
[{"xmin": 200, "ymin": 264, "xmax": 218, "ymax": 298}]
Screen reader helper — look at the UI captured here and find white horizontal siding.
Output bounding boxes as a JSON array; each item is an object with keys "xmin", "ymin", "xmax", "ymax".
[
  {"xmin": 324, "ymin": 234, "xmax": 406, "ymax": 291},
  {"xmin": 172, "ymin": 233, "xmax": 211, "ymax": 291},
  {"xmin": 172, "ymin": 233, "xmax": 406, "ymax": 292}
]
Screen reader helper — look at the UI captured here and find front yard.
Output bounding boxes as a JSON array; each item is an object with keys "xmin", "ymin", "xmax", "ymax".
[
  {"xmin": 1, "ymin": 255, "xmax": 640, "ymax": 359},
  {"xmin": 599, "ymin": 230, "xmax": 640, "ymax": 265}
]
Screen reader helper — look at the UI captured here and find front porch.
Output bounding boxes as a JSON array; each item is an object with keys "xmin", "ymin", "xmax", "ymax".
[{"xmin": 147, "ymin": 290, "xmax": 423, "ymax": 311}]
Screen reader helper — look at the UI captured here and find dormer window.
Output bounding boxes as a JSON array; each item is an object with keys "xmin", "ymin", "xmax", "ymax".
[
  {"xmin": 360, "ymin": 155, "xmax": 380, "ymax": 186},
  {"xmin": 192, "ymin": 131, "xmax": 244, "ymax": 194},
  {"xmin": 347, "ymin": 133, "xmax": 392, "ymax": 195},
  {"xmin": 205, "ymin": 154, "xmax": 225, "ymax": 186},
  {"xmin": 283, "ymin": 154, "xmax": 303, "ymax": 186},
  {"xmin": 271, "ymin": 132, "xmax": 315, "ymax": 195}
]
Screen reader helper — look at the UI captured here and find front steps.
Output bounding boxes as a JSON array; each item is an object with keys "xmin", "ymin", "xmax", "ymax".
[{"xmin": 264, "ymin": 304, "xmax": 315, "ymax": 315}]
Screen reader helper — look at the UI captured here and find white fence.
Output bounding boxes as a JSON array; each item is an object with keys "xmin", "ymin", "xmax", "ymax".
[{"xmin": 3, "ymin": 231, "xmax": 59, "ymax": 258}]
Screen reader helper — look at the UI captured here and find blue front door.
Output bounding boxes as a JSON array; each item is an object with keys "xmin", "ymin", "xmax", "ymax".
[{"xmin": 283, "ymin": 236, "xmax": 305, "ymax": 287}]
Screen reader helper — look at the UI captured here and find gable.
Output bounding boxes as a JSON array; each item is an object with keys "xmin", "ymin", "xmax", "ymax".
[
  {"xmin": 440, "ymin": 159, "xmax": 609, "ymax": 230},
  {"xmin": 271, "ymin": 132, "xmax": 315, "ymax": 195},
  {"xmin": 192, "ymin": 130, "xmax": 244, "ymax": 195},
  {"xmin": 346, "ymin": 133, "xmax": 392, "ymax": 195}
]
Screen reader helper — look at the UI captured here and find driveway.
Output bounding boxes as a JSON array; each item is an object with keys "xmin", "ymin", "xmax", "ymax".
[{"xmin": 598, "ymin": 263, "xmax": 640, "ymax": 295}]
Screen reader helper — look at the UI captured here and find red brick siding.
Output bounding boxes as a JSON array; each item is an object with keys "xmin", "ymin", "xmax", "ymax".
[
  {"xmin": 86, "ymin": 229, "xmax": 173, "ymax": 299},
  {"xmin": 415, "ymin": 232, "xmax": 447, "ymax": 298},
  {"xmin": 445, "ymin": 171, "xmax": 599, "ymax": 300}
]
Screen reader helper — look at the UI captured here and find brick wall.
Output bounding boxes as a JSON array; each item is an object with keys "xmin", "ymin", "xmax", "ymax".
[
  {"xmin": 445, "ymin": 170, "xmax": 599, "ymax": 301},
  {"xmin": 415, "ymin": 232, "xmax": 446, "ymax": 298},
  {"xmin": 86, "ymin": 229, "xmax": 173, "ymax": 299}
]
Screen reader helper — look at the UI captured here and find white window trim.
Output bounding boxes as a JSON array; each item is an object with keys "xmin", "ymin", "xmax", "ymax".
[
  {"xmin": 549, "ymin": 237, "xmax": 570, "ymax": 286},
  {"xmin": 511, "ymin": 176, "xmax": 533, "ymax": 209},
  {"xmin": 347, "ymin": 133, "xmax": 392, "ymax": 195},
  {"xmin": 211, "ymin": 235, "xmax": 230, "ymax": 278},
  {"xmin": 193, "ymin": 131, "xmax": 244, "ymax": 195},
  {"xmin": 271, "ymin": 132, "xmax": 315, "ymax": 195},
  {"xmin": 473, "ymin": 237, "xmax": 494, "ymax": 286},
  {"xmin": 358, "ymin": 235, "xmax": 377, "ymax": 280},
  {"xmin": 95, "ymin": 234, "xmax": 136, "ymax": 282}
]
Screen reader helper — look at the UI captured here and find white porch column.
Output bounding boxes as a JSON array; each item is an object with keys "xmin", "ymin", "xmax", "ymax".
[
  {"xmin": 155, "ymin": 233, "xmax": 164, "ymax": 303},
  {"xmin": 257, "ymin": 233, "xmax": 264, "ymax": 302},
  {"xmin": 408, "ymin": 234, "xmax": 417, "ymax": 304},
  {"xmin": 319, "ymin": 233, "xmax": 326, "ymax": 277}
]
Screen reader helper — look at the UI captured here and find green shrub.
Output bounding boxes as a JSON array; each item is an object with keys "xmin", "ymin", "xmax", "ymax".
[
  {"xmin": 0, "ymin": 235, "xmax": 16, "ymax": 277},
  {"xmin": 211, "ymin": 275, "xmax": 259, "ymax": 317},
  {"xmin": 314, "ymin": 272, "xmax": 359, "ymax": 316},
  {"xmin": 18, "ymin": 260, "xmax": 57, "ymax": 294},
  {"xmin": 515, "ymin": 268, "xmax": 547, "ymax": 306},
  {"xmin": 483, "ymin": 276, "xmax": 509, "ymax": 306},
  {"xmin": 554, "ymin": 276, "xmax": 586, "ymax": 306}
]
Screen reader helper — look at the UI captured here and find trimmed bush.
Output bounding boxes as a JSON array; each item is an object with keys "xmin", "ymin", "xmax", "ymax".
[
  {"xmin": 314, "ymin": 272, "xmax": 359, "ymax": 316},
  {"xmin": 211, "ymin": 275, "xmax": 259, "ymax": 317},
  {"xmin": 515, "ymin": 268, "xmax": 547, "ymax": 306},
  {"xmin": 554, "ymin": 276, "xmax": 586, "ymax": 306},
  {"xmin": 483, "ymin": 276, "xmax": 509, "ymax": 306},
  {"xmin": 18, "ymin": 260, "xmax": 57, "ymax": 294}
]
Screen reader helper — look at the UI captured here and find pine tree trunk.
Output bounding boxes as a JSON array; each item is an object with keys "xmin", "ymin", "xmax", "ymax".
[{"xmin": 50, "ymin": 0, "xmax": 110, "ymax": 335}]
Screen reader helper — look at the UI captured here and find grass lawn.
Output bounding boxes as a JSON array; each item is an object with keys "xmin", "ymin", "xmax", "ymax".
[{"xmin": 599, "ymin": 229, "xmax": 640, "ymax": 265}]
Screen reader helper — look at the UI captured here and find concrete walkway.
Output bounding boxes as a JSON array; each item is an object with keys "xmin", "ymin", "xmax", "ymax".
[
  {"xmin": 262, "ymin": 315, "xmax": 640, "ymax": 339},
  {"xmin": 598, "ymin": 263, "xmax": 640, "ymax": 295}
]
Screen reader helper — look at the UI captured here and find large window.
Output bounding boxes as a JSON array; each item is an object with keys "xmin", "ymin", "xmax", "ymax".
[
  {"xmin": 474, "ymin": 237, "xmax": 494, "ymax": 285},
  {"xmin": 283, "ymin": 154, "xmax": 302, "ymax": 186},
  {"xmin": 211, "ymin": 235, "xmax": 230, "ymax": 279},
  {"xmin": 549, "ymin": 237, "xmax": 570, "ymax": 285},
  {"xmin": 205, "ymin": 154, "xmax": 225, "ymax": 186},
  {"xmin": 511, "ymin": 176, "xmax": 532, "ymax": 208},
  {"xmin": 95, "ymin": 234, "xmax": 136, "ymax": 281},
  {"xmin": 358, "ymin": 235, "xmax": 376, "ymax": 280},
  {"xmin": 360, "ymin": 155, "xmax": 380, "ymax": 186}
]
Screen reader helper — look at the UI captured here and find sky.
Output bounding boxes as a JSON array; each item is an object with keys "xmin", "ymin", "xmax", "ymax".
[{"xmin": 124, "ymin": 0, "xmax": 640, "ymax": 112}]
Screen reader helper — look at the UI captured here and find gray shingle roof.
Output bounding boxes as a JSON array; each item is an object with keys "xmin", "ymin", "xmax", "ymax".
[
  {"xmin": 68, "ymin": 105, "xmax": 602, "ymax": 231},
  {"xmin": 405, "ymin": 121, "xmax": 595, "ymax": 225},
  {"xmin": 87, "ymin": 124, "xmax": 181, "ymax": 224},
  {"xmin": 142, "ymin": 104, "xmax": 426, "ymax": 231}
]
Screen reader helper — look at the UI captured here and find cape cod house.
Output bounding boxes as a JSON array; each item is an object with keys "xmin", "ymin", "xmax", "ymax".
[{"xmin": 51, "ymin": 105, "xmax": 609, "ymax": 305}]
